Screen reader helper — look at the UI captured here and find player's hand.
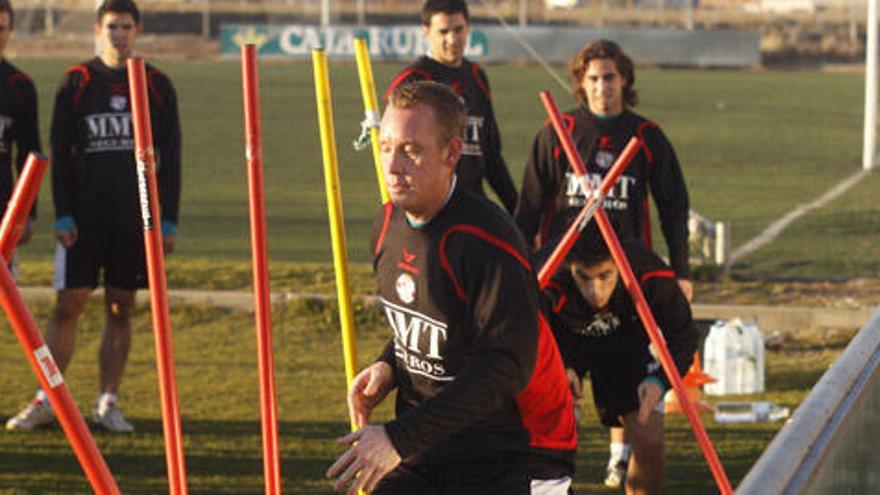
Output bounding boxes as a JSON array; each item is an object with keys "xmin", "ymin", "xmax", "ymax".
[
  {"xmin": 326, "ymin": 425, "xmax": 401, "ymax": 494},
  {"xmin": 348, "ymin": 362, "xmax": 394, "ymax": 428},
  {"xmin": 54, "ymin": 217, "xmax": 78, "ymax": 248},
  {"xmin": 678, "ymin": 279, "xmax": 694, "ymax": 302},
  {"xmin": 637, "ymin": 380, "xmax": 663, "ymax": 425},
  {"xmin": 162, "ymin": 234, "xmax": 176, "ymax": 255},
  {"xmin": 566, "ymin": 368, "xmax": 584, "ymax": 399},
  {"xmin": 18, "ymin": 218, "xmax": 34, "ymax": 245}
]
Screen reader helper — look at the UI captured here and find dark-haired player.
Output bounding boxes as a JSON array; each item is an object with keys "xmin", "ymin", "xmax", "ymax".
[
  {"xmin": 6, "ymin": 0, "xmax": 180, "ymax": 433},
  {"xmin": 541, "ymin": 226, "xmax": 700, "ymax": 494},
  {"xmin": 0, "ymin": 0, "xmax": 41, "ymax": 251},
  {"xmin": 384, "ymin": 0, "xmax": 517, "ymax": 214},
  {"xmin": 326, "ymin": 81, "xmax": 576, "ymax": 495},
  {"xmin": 515, "ymin": 39, "xmax": 692, "ymax": 483}
]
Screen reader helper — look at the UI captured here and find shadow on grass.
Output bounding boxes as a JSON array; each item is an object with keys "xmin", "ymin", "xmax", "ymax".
[{"xmin": 0, "ymin": 419, "xmax": 350, "ymax": 494}]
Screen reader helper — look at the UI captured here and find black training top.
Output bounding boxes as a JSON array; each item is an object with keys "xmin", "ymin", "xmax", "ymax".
[
  {"xmin": 542, "ymin": 240, "xmax": 700, "ymax": 391},
  {"xmin": 385, "ymin": 56, "xmax": 517, "ymax": 214},
  {"xmin": 371, "ymin": 182, "xmax": 576, "ymax": 477},
  {"xmin": 515, "ymin": 107, "xmax": 690, "ymax": 279},
  {"xmin": 0, "ymin": 59, "xmax": 41, "ymax": 217},
  {"xmin": 50, "ymin": 57, "xmax": 181, "ymax": 226}
]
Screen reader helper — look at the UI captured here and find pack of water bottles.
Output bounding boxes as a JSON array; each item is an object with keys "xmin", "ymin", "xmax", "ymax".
[{"xmin": 703, "ymin": 318, "xmax": 765, "ymax": 396}]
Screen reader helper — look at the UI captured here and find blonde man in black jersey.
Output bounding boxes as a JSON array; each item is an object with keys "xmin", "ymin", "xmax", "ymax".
[{"xmin": 327, "ymin": 81, "xmax": 576, "ymax": 495}]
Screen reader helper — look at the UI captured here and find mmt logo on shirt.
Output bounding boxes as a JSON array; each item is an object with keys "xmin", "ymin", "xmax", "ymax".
[
  {"xmin": 84, "ymin": 112, "xmax": 133, "ymax": 153},
  {"xmin": 382, "ymin": 298, "xmax": 451, "ymax": 381}
]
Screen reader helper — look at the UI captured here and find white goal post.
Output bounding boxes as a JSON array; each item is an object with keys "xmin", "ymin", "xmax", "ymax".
[{"xmin": 865, "ymin": 0, "xmax": 878, "ymax": 170}]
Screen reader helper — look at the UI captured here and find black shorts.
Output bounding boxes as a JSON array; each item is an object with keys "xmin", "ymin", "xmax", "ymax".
[
  {"xmin": 53, "ymin": 223, "xmax": 147, "ymax": 290},
  {"xmin": 575, "ymin": 347, "xmax": 657, "ymax": 428},
  {"xmin": 375, "ymin": 461, "xmax": 572, "ymax": 495}
]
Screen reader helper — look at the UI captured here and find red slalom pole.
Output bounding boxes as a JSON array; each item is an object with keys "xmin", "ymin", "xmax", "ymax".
[
  {"xmin": 0, "ymin": 263, "xmax": 119, "ymax": 493},
  {"xmin": 540, "ymin": 91, "xmax": 734, "ymax": 495},
  {"xmin": 241, "ymin": 44, "xmax": 283, "ymax": 495},
  {"xmin": 536, "ymin": 137, "xmax": 639, "ymax": 288},
  {"xmin": 127, "ymin": 57, "xmax": 188, "ymax": 495},
  {"xmin": 0, "ymin": 152, "xmax": 48, "ymax": 258}
]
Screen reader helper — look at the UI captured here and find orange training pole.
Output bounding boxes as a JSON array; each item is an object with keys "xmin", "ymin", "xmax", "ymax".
[
  {"xmin": 241, "ymin": 44, "xmax": 283, "ymax": 495},
  {"xmin": 127, "ymin": 57, "xmax": 188, "ymax": 495},
  {"xmin": 536, "ymin": 137, "xmax": 639, "ymax": 288},
  {"xmin": 0, "ymin": 154, "xmax": 119, "ymax": 494},
  {"xmin": 0, "ymin": 152, "xmax": 48, "ymax": 259},
  {"xmin": 540, "ymin": 91, "xmax": 733, "ymax": 495}
]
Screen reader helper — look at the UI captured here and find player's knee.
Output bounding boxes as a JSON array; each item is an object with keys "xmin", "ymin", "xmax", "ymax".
[{"xmin": 106, "ymin": 300, "xmax": 133, "ymax": 322}]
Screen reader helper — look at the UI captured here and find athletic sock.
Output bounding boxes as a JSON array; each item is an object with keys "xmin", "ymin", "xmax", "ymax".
[
  {"xmin": 609, "ymin": 442, "xmax": 632, "ymax": 465},
  {"xmin": 97, "ymin": 393, "xmax": 118, "ymax": 412},
  {"xmin": 34, "ymin": 389, "xmax": 51, "ymax": 409}
]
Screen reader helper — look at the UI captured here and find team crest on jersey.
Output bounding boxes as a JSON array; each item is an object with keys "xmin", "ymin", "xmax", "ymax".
[
  {"xmin": 595, "ymin": 149, "xmax": 615, "ymax": 170},
  {"xmin": 396, "ymin": 273, "xmax": 416, "ymax": 304},
  {"xmin": 110, "ymin": 95, "xmax": 128, "ymax": 111}
]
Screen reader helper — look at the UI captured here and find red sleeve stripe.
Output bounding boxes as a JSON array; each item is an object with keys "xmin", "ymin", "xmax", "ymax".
[
  {"xmin": 382, "ymin": 68, "xmax": 432, "ymax": 101},
  {"xmin": 636, "ymin": 120, "xmax": 657, "ymax": 163},
  {"xmin": 374, "ymin": 202, "xmax": 394, "ymax": 256},
  {"xmin": 515, "ymin": 311, "xmax": 578, "ymax": 450},
  {"xmin": 538, "ymin": 191, "xmax": 557, "ymax": 248},
  {"xmin": 640, "ymin": 269, "xmax": 676, "ymax": 285},
  {"xmin": 67, "ymin": 65, "xmax": 91, "ymax": 109},
  {"xmin": 471, "ymin": 63, "xmax": 491, "ymax": 100},
  {"xmin": 7, "ymin": 72, "xmax": 31, "ymax": 105},
  {"xmin": 146, "ymin": 69, "xmax": 166, "ymax": 108},
  {"xmin": 546, "ymin": 280, "xmax": 567, "ymax": 314},
  {"xmin": 439, "ymin": 224, "xmax": 533, "ymax": 303},
  {"xmin": 641, "ymin": 198, "xmax": 652, "ymax": 249}
]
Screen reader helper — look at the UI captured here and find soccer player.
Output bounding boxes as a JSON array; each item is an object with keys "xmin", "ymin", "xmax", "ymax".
[
  {"xmin": 514, "ymin": 39, "xmax": 692, "ymax": 483},
  {"xmin": 0, "ymin": 0, "xmax": 41, "ymax": 249},
  {"xmin": 384, "ymin": 0, "xmax": 517, "ymax": 214},
  {"xmin": 5, "ymin": 0, "xmax": 181, "ymax": 433},
  {"xmin": 326, "ymin": 81, "xmax": 576, "ymax": 494},
  {"xmin": 541, "ymin": 226, "xmax": 700, "ymax": 495}
]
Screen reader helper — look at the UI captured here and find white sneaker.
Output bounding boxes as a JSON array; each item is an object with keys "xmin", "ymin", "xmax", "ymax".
[
  {"xmin": 92, "ymin": 402, "xmax": 134, "ymax": 433},
  {"xmin": 5, "ymin": 400, "xmax": 55, "ymax": 431},
  {"xmin": 604, "ymin": 459, "xmax": 628, "ymax": 488}
]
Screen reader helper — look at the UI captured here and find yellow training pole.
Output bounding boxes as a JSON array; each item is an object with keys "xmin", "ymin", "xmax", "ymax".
[
  {"xmin": 312, "ymin": 48, "xmax": 359, "ymax": 433},
  {"xmin": 353, "ymin": 37, "xmax": 390, "ymax": 204}
]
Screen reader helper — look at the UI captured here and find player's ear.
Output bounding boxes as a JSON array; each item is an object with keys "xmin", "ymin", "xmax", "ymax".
[{"xmin": 443, "ymin": 137, "xmax": 463, "ymax": 169}]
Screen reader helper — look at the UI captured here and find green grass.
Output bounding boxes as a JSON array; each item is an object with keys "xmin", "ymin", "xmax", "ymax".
[
  {"xmin": 7, "ymin": 58, "xmax": 880, "ymax": 280},
  {"xmin": 0, "ymin": 299, "xmax": 851, "ymax": 493}
]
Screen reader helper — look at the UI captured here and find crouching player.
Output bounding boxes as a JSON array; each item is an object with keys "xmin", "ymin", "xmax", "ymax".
[
  {"xmin": 541, "ymin": 225, "xmax": 700, "ymax": 495},
  {"xmin": 326, "ymin": 81, "xmax": 577, "ymax": 494}
]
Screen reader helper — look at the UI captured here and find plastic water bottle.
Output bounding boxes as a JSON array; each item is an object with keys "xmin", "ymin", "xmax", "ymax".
[
  {"xmin": 704, "ymin": 318, "xmax": 765, "ymax": 396},
  {"xmin": 714, "ymin": 401, "xmax": 790, "ymax": 423}
]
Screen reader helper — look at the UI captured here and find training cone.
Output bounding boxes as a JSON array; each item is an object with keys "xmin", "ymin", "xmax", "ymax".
[{"xmin": 665, "ymin": 352, "xmax": 715, "ymax": 414}]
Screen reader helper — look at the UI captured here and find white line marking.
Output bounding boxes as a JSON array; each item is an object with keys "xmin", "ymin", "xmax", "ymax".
[{"xmin": 730, "ymin": 168, "xmax": 872, "ymax": 264}]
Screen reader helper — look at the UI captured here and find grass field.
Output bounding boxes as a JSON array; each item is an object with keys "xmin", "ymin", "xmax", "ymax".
[
  {"xmin": 0, "ymin": 57, "xmax": 875, "ymax": 491},
  {"xmin": 7, "ymin": 58, "xmax": 880, "ymax": 281},
  {"xmin": 0, "ymin": 299, "xmax": 853, "ymax": 493}
]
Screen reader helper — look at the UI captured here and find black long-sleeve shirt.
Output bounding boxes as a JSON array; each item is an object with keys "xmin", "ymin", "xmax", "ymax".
[
  {"xmin": 516, "ymin": 107, "xmax": 690, "ymax": 279},
  {"xmin": 50, "ymin": 57, "xmax": 181, "ymax": 226},
  {"xmin": 371, "ymin": 182, "xmax": 575, "ymax": 477},
  {"xmin": 542, "ymin": 240, "xmax": 699, "ymax": 391},
  {"xmin": 0, "ymin": 59, "xmax": 41, "ymax": 218},
  {"xmin": 385, "ymin": 56, "xmax": 518, "ymax": 213}
]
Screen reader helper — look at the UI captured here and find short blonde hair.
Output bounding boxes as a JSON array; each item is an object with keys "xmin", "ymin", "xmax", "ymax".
[{"xmin": 386, "ymin": 81, "xmax": 466, "ymax": 146}]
